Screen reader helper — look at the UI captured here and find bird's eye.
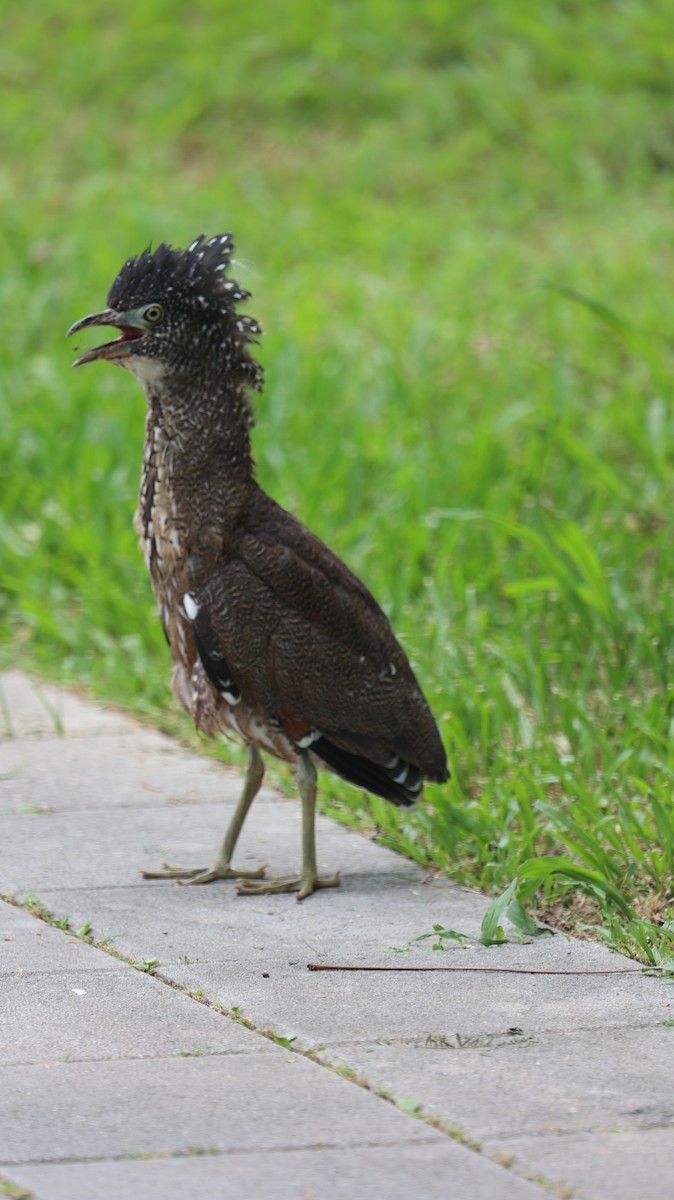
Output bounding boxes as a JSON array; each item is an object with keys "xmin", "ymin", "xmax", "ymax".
[{"xmin": 143, "ymin": 304, "xmax": 163, "ymax": 323}]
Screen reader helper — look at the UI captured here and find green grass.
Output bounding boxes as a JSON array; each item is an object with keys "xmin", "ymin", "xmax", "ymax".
[{"xmin": 3, "ymin": 0, "xmax": 674, "ymax": 960}]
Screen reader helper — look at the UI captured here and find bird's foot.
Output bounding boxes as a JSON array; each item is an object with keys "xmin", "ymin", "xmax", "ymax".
[
  {"xmin": 141, "ymin": 862, "xmax": 267, "ymax": 885},
  {"xmin": 236, "ymin": 870, "xmax": 341, "ymax": 901}
]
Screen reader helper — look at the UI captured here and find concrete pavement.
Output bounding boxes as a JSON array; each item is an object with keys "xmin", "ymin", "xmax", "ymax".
[{"xmin": 1, "ymin": 669, "xmax": 673, "ymax": 1199}]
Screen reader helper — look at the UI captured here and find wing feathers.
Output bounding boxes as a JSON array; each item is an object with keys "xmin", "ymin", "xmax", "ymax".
[
  {"xmin": 183, "ymin": 490, "xmax": 448, "ymax": 786},
  {"xmin": 186, "ymin": 593, "xmax": 242, "ymax": 706}
]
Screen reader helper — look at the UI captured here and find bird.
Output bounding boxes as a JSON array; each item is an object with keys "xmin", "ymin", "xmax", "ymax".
[{"xmin": 67, "ymin": 234, "xmax": 449, "ymax": 899}]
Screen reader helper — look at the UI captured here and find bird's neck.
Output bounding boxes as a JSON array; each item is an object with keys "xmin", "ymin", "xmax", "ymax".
[
  {"xmin": 138, "ymin": 379, "xmax": 257, "ymax": 564},
  {"xmin": 143, "ymin": 378, "xmax": 256, "ymax": 488}
]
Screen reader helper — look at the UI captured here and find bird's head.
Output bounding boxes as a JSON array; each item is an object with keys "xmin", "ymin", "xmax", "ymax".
[{"xmin": 67, "ymin": 234, "xmax": 263, "ymax": 393}]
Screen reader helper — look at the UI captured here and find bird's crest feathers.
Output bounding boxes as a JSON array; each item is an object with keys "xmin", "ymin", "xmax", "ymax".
[{"xmin": 108, "ymin": 234, "xmax": 256, "ymax": 326}]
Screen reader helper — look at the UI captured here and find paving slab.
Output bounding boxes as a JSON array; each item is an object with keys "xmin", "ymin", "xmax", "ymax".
[
  {"xmin": 0, "ymin": 732, "xmax": 249, "ymax": 813},
  {"xmin": 1, "ymin": 901, "xmax": 121, "ymax": 974},
  {"xmin": 0, "ymin": 796, "xmax": 424, "ymax": 894},
  {"xmin": 0, "ymin": 1054, "xmax": 443, "ymax": 1164},
  {"xmin": 0, "ymin": 669, "xmax": 133, "ymax": 738},
  {"xmin": 2, "ymin": 1143, "xmax": 544, "ymax": 1200},
  {"xmin": 2, "ymin": 670, "xmax": 673, "ymax": 1200},
  {"xmin": 503, "ymin": 1130, "xmax": 674, "ymax": 1200},
  {"xmin": 324, "ymin": 1024, "xmax": 674, "ymax": 1139},
  {"xmin": 157, "ymin": 943, "xmax": 670, "ymax": 1044},
  {"xmin": 1, "ymin": 967, "xmax": 274, "ymax": 1066}
]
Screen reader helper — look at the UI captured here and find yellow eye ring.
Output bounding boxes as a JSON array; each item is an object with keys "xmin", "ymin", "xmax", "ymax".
[{"xmin": 143, "ymin": 304, "xmax": 163, "ymax": 323}]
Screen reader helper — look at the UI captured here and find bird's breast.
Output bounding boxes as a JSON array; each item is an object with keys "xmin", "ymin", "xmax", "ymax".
[
  {"xmin": 139, "ymin": 433, "xmax": 186, "ymax": 576},
  {"xmin": 136, "ymin": 426, "xmax": 195, "ymax": 687}
]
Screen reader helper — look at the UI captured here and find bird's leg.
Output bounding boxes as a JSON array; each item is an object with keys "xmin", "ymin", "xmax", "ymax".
[
  {"xmin": 141, "ymin": 744, "xmax": 267, "ymax": 884},
  {"xmin": 236, "ymin": 753, "xmax": 340, "ymax": 900}
]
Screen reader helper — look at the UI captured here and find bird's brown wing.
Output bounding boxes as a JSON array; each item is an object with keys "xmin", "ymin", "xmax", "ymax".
[{"xmin": 186, "ymin": 490, "xmax": 448, "ymax": 794}]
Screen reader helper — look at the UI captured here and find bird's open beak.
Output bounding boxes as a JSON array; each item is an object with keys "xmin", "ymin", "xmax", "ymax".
[{"xmin": 67, "ymin": 309, "xmax": 145, "ymax": 367}]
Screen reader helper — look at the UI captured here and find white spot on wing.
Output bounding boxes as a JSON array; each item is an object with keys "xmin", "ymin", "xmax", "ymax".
[
  {"xmin": 297, "ymin": 728, "xmax": 322, "ymax": 748},
  {"xmin": 184, "ymin": 593, "xmax": 199, "ymax": 620}
]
